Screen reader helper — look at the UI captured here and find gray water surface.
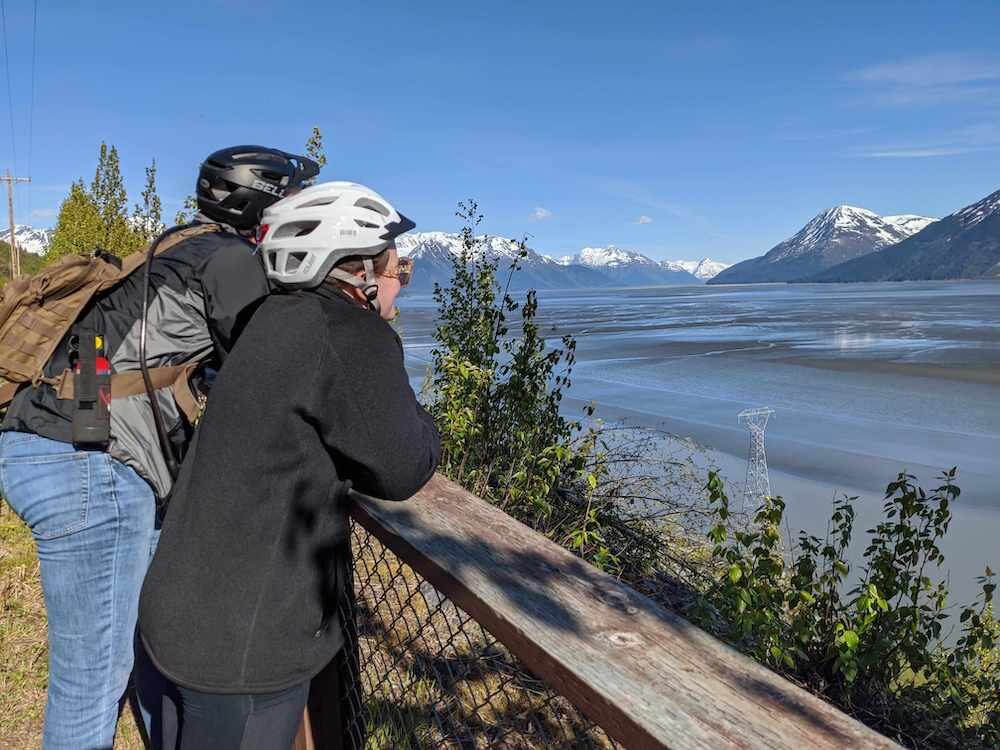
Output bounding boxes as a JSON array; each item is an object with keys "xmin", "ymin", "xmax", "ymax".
[{"xmin": 398, "ymin": 280, "xmax": 1000, "ymax": 610}]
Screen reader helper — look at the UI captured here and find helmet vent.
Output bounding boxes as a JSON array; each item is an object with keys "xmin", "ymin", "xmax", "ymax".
[
  {"xmin": 273, "ymin": 220, "xmax": 320, "ymax": 239},
  {"xmin": 298, "ymin": 195, "xmax": 338, "ymax": 208},
  {"xmin": 285, "ymin": 252, "xmax": 309, "ymax": 273},
  {"xmin": 354, "ymin": 197, "xmax": 389, "ymax": 216},
  {"xmin": 355, "ymin": 218, "xmax": 379, "ymax": 229}
]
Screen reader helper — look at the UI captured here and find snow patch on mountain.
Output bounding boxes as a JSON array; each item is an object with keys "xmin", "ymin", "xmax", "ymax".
[
  {"xmin": 883, "ymin": 214, "xmax": 936, "ymax": 235},
  {"xmin": 674, "ymin": 258, "xmax": 731, "ymax": 279},
  {"xmin": 0, "ymin": 224, "xmax": 53, "ymax": 256},
  {"xmin": 954, "ymin": 189, "xmax": 1000, "ymax": 229}
]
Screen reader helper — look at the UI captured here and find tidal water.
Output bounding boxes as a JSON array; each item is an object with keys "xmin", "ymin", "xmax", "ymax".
[{"xmin": 397, "ymin": 280, "xmax": 1000, "ymax": 612}]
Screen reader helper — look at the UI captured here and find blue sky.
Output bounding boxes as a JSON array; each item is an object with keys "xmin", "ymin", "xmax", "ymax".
[{"xmin": 2, "ymin": 0, "xmax": 999, "ymax": 263}]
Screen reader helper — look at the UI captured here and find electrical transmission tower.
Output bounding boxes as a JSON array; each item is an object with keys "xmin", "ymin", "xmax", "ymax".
[
  {"xmin": 2, "ymin": 170, "xmax": 31, "ymax": 279},
  {"xmin": 738, "ymin": 407, "xmax": 774, "ymax": 513}
]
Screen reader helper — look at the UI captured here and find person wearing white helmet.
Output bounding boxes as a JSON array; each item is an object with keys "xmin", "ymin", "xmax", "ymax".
[{"xmin": 137, "ymin": 182, "xmax": 439, "ymax": 749}]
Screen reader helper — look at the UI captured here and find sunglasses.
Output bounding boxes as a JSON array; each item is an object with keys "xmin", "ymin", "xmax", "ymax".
[{"xmin": 384, "ymin": 256, "xmax": 414, "ymax": 287}]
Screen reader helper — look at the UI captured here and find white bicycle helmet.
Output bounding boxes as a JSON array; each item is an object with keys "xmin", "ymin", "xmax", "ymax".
[{"xmin": 258, "ymin": 181, "xmax": 415, "ymax": 307}]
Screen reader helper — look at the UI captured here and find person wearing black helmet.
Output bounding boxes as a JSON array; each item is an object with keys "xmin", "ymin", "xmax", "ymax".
[{"xmin": 0, "ymin": 145, "xmax": 318, "ymax": 749}]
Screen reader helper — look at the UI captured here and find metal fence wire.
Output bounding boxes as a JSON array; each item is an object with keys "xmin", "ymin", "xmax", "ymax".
[{"xmin": 336, "ymin": 521, "xmax": 625, "ymax": 750}]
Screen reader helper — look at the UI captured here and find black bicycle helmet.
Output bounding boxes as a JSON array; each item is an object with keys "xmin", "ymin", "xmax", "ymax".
[{"xmin": 195, "ymin": 145, "xmax": 321, "ymax": 231}]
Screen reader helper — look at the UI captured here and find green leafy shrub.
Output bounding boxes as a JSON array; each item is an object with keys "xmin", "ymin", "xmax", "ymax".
[
  {"xmin": 425, "ymin": 202, "xmax": 674, "ymax": 579},
  {"xmin": 695, "ymin": 469, "xmax": 998, "ymax": 749}
]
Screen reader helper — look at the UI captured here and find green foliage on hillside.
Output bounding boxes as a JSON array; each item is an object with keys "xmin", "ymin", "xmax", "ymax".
[{"xmin": 0, "ymin": 242, "xmax": 45, "ymax": 285}]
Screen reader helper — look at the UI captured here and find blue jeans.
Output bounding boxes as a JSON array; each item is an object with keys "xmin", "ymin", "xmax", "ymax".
[{"xmin": 0, "ymin": 432, "xmax": 160, "ymax": 750}]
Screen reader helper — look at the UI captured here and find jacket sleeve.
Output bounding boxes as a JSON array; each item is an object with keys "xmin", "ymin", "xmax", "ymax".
[
  {"xmin": 199, "ymin": 239, "xmax": 271, "ymax": 362},
  {"xmin": 312, "ymin": 319, "xmax": 441, "ymax": 501}
]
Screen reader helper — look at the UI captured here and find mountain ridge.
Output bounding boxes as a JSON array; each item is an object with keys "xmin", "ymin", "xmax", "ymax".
[
  {"xmin": 806, "ymin": 189, "xmax": 1000, "ymax": 283},
  {"xmin": 708, "ymin": 205, "xmax": 935, "ymax": 285}
]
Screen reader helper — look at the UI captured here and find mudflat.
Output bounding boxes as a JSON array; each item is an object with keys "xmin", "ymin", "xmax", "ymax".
[{"xmin": 399, "ymin": 278, "xmax": 1000, "ymax": 609}]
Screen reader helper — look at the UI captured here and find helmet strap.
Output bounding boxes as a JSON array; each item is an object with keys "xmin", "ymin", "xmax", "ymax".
[{"xmin": 328, "ymin": 258, "xmax": 381, "ymax": 315}]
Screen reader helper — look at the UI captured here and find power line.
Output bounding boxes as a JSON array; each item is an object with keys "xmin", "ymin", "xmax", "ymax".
[
  {"xmin": 27, "ymin": 0, "xmax": 37, "ymax": 219},
  {"xmin": 0, "ymin": 0, "xmax": 17, "ymax": 172}
]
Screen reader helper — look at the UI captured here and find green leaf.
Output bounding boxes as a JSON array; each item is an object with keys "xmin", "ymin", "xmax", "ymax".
[
  {"xmin": 728, "ymin": 565, "xmax": 743, "ymax": 584},
  {"xmin": 842, "ymin": 630, "xmax": 859, "ymax": 650}
]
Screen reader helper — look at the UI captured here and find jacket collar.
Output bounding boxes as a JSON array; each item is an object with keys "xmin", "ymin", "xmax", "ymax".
[{"xmin": 303, "ymin": 280, "xmax": 367, "ymax": 309}]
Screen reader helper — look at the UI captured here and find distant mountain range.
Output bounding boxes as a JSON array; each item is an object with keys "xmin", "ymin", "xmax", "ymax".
[
  {"xmin": 708, "ymin": 207, "xmax": 935, "ymax": 284},
  {"xmin": 2, "ymin": 224, "xmax": 729, "ymax": 288},
  {"xmin": 0, "ymin": 225, "xmax": 53, "ymax": 256},
  {"xmin": 395, "ymin": 232, "xmax": 730, "ymax": 289},
  {"xmin": 807, "ymin": 189, "xmax": 1000, "ymax": 282},
  {"xmin": 20, "ymin": 188, "xmax": 996, "ymax": 289}
]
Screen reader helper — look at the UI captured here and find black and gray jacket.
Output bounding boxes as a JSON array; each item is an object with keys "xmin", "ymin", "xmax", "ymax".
[
  {"xmin": 139, "ymin": 285, "xmax": 440, "ymax": 692},
  {"xmin": 1, "ymin": 219, "xmax": 270, "ymax": 498}
]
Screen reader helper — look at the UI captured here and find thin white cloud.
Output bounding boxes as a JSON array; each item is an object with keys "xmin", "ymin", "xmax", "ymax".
[
  {"xmin": 849, "ymin": 54, "xmax": 1000, "ymax": 108},
  {"xmin": 776, "ymin": 127, "xmax": 877, "ymax": 143},
  {"xmin": 30, "ymin": 207, "xmax": 59, "ymax": 219},
  {"xmin": 871, "ymin": 85, "xmax": 1000, "ymax": 107},
  {"xmin": 863, "ymin": 147, "xmax": 977, "ymax": 159},
  {"xmin": 636, "ymin": 215, "xmax": 653, "ymax": 224},
  {"xmin": 855, "ymin": 121, "xmax": 1000, "ymax": 159},
  {"xmin": 852, "ymin": 54, "xmax": 1000, "ymax": 86},
  {"xmin": 530, "ymin": 207, "xmax": 552, "ymax": 221}
]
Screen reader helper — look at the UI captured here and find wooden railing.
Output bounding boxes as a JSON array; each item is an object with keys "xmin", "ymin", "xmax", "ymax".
[{"xmin": 298, "ymin": 473, "xmax": 901, "ymax": 749}]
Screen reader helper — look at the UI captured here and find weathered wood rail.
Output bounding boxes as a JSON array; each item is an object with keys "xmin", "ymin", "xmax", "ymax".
[{"xmin": 299, "ymin": 473, "xmax": 901, "ymax": 750}]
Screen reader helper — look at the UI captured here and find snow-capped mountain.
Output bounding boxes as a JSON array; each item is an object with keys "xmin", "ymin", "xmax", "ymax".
[
  {"xmin": 709, "ymin": 205, "xmax": 934, "ymax": 284},
  {"xmin": 0, "ymin": 224, "xmax": 53, "ymax": 256},
  {"xmin": 810, "ymin": 188, "xmax": 1000, "ymax": 282},
  {"xmin": 397, "ymin": 233, "xmax": 700, "ymax": 290},
  {"xmin": 674, "ymin": 258, "xmax": 730, "ymax": 280},
  {"xmin": 397, "ymin": 232, "xmax": 611, "ymax": 290},
  {"xmin": 396, "ymin": 231, "xmax": 547, "ymax": 264},
  {"xmin": 574, "ymin": 245, "xmax": 659, "ymax": 269},
  {"xmin": 547, "ymin": 245, "xmax": 696, "ymax": 285}
]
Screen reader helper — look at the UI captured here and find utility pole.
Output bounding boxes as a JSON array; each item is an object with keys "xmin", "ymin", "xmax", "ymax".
[{"xmin": 2, "ymin": 170, "xmax": 32, "ymax": 279}]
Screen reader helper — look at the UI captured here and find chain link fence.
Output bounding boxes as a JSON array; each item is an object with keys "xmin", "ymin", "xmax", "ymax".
[{"xmin": 336, "ymin": 521, "xmax": 625, "ymax": 750}]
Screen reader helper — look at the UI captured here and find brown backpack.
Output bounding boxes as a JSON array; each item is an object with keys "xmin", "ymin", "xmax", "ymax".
[{"xmin": 0, "ymin": 224, "xmax": 221, "ymax": 419}]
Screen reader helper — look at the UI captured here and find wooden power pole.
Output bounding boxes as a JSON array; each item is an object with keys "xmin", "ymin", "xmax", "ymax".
[{"xmin": 2, "ymin": 170, "xmax": 32, "ymax": 279}]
